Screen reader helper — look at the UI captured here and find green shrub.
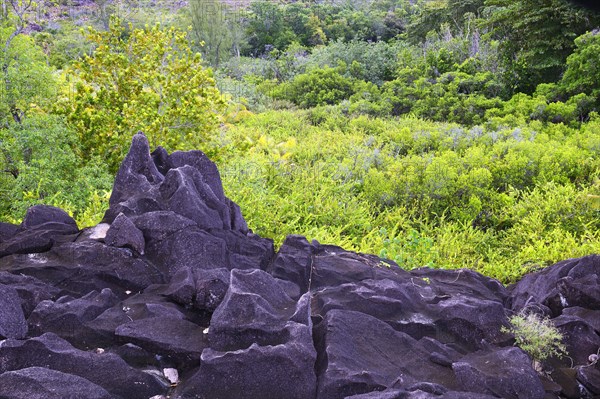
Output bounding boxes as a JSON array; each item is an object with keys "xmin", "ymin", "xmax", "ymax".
[
  {"xmin": 0, "ymin": 115, "xmax": 113, "ymax": 222},
  {"xmin": 56, "ymin": 18, "xmax": 226, "ymax": 172},
  {"xmin": 272, "ymin": 65, "xmax": 359, "ymax": 108},
  {"xmin": 219, "ymin": 110, "xmax": 600, "ymax": 284},
  {"xmin": 502, "ymin": 311, "xmax": 567, "ymax": 367}
]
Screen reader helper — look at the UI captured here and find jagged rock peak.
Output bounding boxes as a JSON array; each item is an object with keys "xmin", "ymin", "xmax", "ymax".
[{"xmin": 103, "ymin": 132, "xmax": 248, "ymax": 233}]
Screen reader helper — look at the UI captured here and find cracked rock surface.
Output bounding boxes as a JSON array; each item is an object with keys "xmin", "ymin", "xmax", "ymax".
[{"xmin": 1, "ymin": 133, "xmax": 599, "ymax": 399}]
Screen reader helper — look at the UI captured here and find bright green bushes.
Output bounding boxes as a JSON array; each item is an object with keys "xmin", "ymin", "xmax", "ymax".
[
  {"xmin": 219, "ymin": 110, "xmax": 600, "ymax": 284},
  {"xmin": 56, "ymin": 18, "xmax": 226, "ymax": 172},
  {"xmin": 0, "ymin": 115, "xmax": 113, "ymax": 223},
  {"xmin": 0, "ymin": 26, "xmax": 56, "ymax": 124},
  {"xmin": 560, "ymin": 31, "xmax": 600, "ymax": 100},
  {"xmin": 272, "ymin": 65, "xmax": 360, "ymax": 108}
]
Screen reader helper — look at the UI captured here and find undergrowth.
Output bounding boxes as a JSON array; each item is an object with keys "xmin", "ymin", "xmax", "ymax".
[{"xmin": 219, "ymin": 110, "xmax": 600, "ymax": 284}]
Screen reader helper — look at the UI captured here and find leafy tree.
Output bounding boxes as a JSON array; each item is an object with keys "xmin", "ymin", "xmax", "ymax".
[
  {"xmin": 56, "ymin": 17, "xmax": 226, "ymax": 171},
  {"xmin": 482, "ymin": 0, "xmax": 600, "ymax": 93},
  {"xmin": 244, "ymin": 1, "xmax": 295, "ymax": 55},
  {"xmin": 186, "ymin": 0, "xmax": 246, "ymax": 67},
  {"xmin": 407, "ymin": 0, "xmax": 484, "ymax": 44},
  {"xmin": 0, "ymin": 0, "xmax": 56, "ymax": 125},
  {"xmin": 308, "ymin": 40, "xmax": 404, "ymax": 85},
  {"xmin": 560, "ymin": 31, "xmax": 600, "ymax": 102},
  {"xmin": 0, "ymin": 114, "xmax": 112, "ymax": 221}
]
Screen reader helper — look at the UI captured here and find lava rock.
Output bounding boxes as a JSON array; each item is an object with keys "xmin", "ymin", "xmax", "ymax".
[
  {"xmin": 1, "ymin": 240, "xmax": 164, "ymax": 297},
  {"xmin": 208, "ymin": 268, "xmax": 307, "ymax": 351},
  {"xmin": 0, "ymin": 271, "xmax": 60, "ymax": 317},
  {"xmin": 104, "ymin": 132, "xmax": 164, "ymax": 223},
  {"xmin": 159, "ymin": 165, "xmax": 231, "ymax": 231},
  {"xmin": 0, "ymin": 333, "xmax": 166, "ymax": 398},
  {"xmin": 562, "ymin": 306, "xmax": 600, "ymax": 333},
  {"xmin": 115, "ymin": 316, "xmax": 207, "ymax": 368},
  {"xmin": 268, "ymin": 235, "xmax": 315, "ymax": 295},
  {"xmin": 344, "ymin": 388, "xmax": 499, "ymax": 399},
  {"xmin": 163, "ymin": 266, "xmax": 230, "ymax": 311},
  {"xmin": 0, "ymin": 367, "xmax": 113, "ymax": 399},
  {"xmin": 553, "ymin": 314, "xmax": 600, "ymax": 365},
  {"xmin": 177, "ymin": 269, "xmax": 317, "ymax": 399},
  {"xmin": 178, "ymin": 323, "xmax": 316, "ymax": 399},
  {"xmin": 576, "ymin": 365, "xmax": 600, "ymax": 395},
  {"xmin": 509, "ymin": 255, "xmax": 600, "ymax": 315},
  {"xmin": 0, "ymin": 222, "xmax": 19, "ymax": 242},
  {"xmin": 21, "ymin": 205, "xmax": 78, "ymax": 232},
  {"xmin": 0, "ymin": 206, "xmax": 80, "ymax": 258},
  {"xmin": 0, "ymin": 231, "xmax": 53, "ymax": 258},
  {"xmin": 132, "ymin": 211, "xmax": 196, "ymax": 242},
  {"xmin": 314, "ymin": 309, "xmax": 457, "ymax": 399},
  {"xmin": 105, "ymin": 213, "xmax": 146, "ymax": 254},
  {"xmin": 144, "ymin": 226, "xmax": 273, "ymax": 276},
  {"xmin": 452, "ymin": 347, "xmax": 545, "ymax": 399},
  {"xmin": 0, "ymin": 283, "xmax": 27, "ymax": 339},
  {"xmin": 312, "ymin": 276, "xmax": 510, "ymax": 352},
  {"xmin": 27, "ymin": 288, "xmax": 120, "ymax": 348}
]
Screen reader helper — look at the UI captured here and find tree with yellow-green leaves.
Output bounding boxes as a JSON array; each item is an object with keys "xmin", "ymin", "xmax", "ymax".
[
  {"xmin": 56, "ymin": 17, "xmax": 227, "ymax": 172},
  {"xmin": 1, "ymin": 0, "xmax": 56, "ymax": 126}
]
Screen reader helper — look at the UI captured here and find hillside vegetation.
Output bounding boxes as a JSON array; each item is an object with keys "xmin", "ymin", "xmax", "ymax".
[{"xmin": 1, "ymin": 0, "xmax": 600, "ymax": 283}]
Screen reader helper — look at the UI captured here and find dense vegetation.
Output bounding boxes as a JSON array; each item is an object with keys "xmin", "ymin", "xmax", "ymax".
[{"xmin": 1, "ymin": 0, "xmax": 600, "ymax": 283}]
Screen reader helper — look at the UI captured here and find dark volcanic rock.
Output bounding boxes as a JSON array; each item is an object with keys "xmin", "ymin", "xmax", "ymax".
[
  {"xmin": 0, "ymin": 271, "xmax": 60, "ymax": 317},
  {"xmin": 132, "ymin": 210, "xmax": 196, "ymax": 242},
  {"xmin": 0, "ymin": 240, "xmax": 163, "ymax": 297},
  {"xmin": 207, "ymin": 268, "xmax": 306, "ymax": 351},
  {"xmin": 21, "ymin": 205, "xmax": 78, "ymax": 232},
  {"xmin": 344, "ymin": 388, "xmax": 499, "ymax": 399},
  {"xmin": 0, "ymin": 230, "xmax": 53, "ymax": 257},
  {"xmin": 315, "ymin": 309, "xmax": 457, "ymax": 399},
  {"xmin": 105, "ymin": 213, "xmax": 145, "ymax": 254},
  {"xmin": 105, "ymin": 132, "xmax": 164, "ymax": 221},
  {"xmin": 104, "ymin": 132, "xmax": 248, "ymax": 234},
  {"xmin": 553, "ymin": 314, "xmax": 600, "ymax": 365},
  {"xmin": 0, "ymin": 367, "xmax": 112, "ymax": 399},
  {"xmin": 27, "ymin": 288, "xmax": 120, "ymax": 348},
  {"xmin": 576, "ymin": 365, "xmax": 600, "ymax": 395},
  {"xmin": 145, "ymin": 225, "xmax": 273, "ymax": 276},
  {"xmin": 452, "ymin": 347, "xmax": 545, "ymax": 399},
  {"xmin": 0, "ymin": 333, "xmax": 166, "ymax": 398},
  {"xmin": 0, "ymin": 222, "xmax": 19, "ymax": 242},
  {"xmin": 1, "ymin": 133, "xmax": 600, "ymax": 399},
  {"xmin": 163, "ymin": 266, "xmax": 230, "ymax": 311},
  {"xmin": 509, "ymin": 255, "xmax": 600, "ymax": 315},
  {"xmin": 177, "ymin": 268, "xmax": 317, "ymax": 399},
  {"xmin": 0, "ymin": 283, "xmax": 27, "ymax": 339},
  {"xmin": 180, "ymin": 333, "xmax": 317, "ymax": 399},
  {"xmin": 0, "ymin": 206, "xmax": 79, "ymax": 259},
  {"xmin": 115, "ymin": 316, "xmax": 207, "ymax": 368},
  {"xmin": 312, "ymin": 278, "xmax": 510, "ymax": 351}
]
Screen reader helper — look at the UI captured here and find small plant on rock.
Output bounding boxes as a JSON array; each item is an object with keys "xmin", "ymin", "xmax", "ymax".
[{"xmin": 502, "ymin": 311, "xmax": 567, "ymax": 372}]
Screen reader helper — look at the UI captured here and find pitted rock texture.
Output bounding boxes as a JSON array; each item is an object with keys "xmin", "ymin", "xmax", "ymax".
[{"xmin": 0, "ymin": 132, "xmax": 599, "ymax": 399}]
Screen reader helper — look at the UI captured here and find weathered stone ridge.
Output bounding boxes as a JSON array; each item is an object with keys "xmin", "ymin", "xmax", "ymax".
[{"xmin": 0, "ymin": 132, "xmax": 598, "ymax": 399}]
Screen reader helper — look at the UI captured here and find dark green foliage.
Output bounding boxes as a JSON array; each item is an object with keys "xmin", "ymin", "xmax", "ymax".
[
  {"xmin": 0, "ymin": 115, "xmax": 112, "ymax": 221},
  {"xmin": 482, "ymin": 0, "xmax": 600, "ymax": 93},
  {"xmin": 560, "ymin": 31, "xmax": 600, "ymax": 103},
  {"xmin": 272, "ymin": 65, "xmax": 360, "ymax": 108}
]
